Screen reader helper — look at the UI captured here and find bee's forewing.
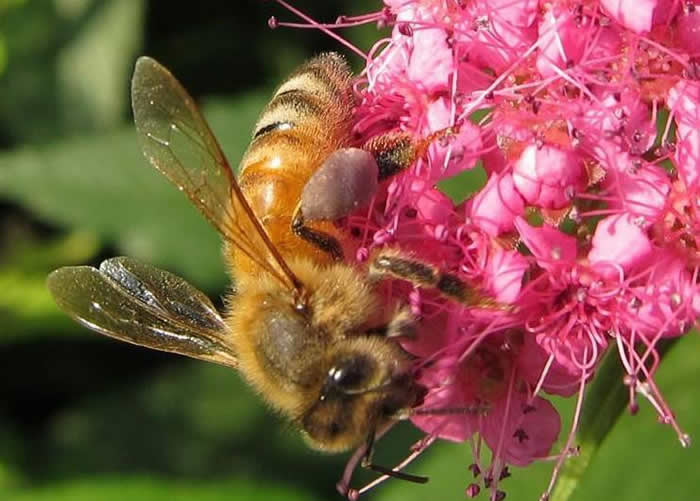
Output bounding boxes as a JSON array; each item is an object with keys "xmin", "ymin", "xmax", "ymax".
[{"xmin": 131, "ymin": 56, "xmax": 302, "ymax": 293}]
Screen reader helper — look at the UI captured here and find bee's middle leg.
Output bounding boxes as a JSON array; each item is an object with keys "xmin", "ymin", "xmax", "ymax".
[{"xmin": 368, "ymin": 249, "xmax": 504, "ymax": 309}]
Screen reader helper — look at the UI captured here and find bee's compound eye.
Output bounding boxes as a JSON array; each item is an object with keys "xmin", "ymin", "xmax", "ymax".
[{"xmin": 327, "ymin": 355, "xmax": 375, "ymax": 393}]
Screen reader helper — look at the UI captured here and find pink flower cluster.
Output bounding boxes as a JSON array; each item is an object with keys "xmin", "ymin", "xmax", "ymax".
[{"xmin": 273, "ymin": 0, "xmax": 700, "ymax": 498}]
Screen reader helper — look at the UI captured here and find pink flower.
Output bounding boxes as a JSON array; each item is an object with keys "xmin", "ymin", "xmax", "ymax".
[
  {"xmin": 482, "ymin": 245, "xmax": 529, "ymax": 303},
  {"xmin": 456, "ymin": 0, "xmax": 538, "ymax": 74},
  {"xmin": 481, "ymin": 392, "xmax": 561, "ymax": 467},
  {"xmin": 578, "ymin": 90, "xmax": 657, "ymax": 157},
  {"xmin": 512, "ymin": 144, "xmax": 586, "ymax": 209},
  {"xmin": 598, "ymin": 150, "xmax": 671, "ymax": 221},
  {"xmin": 409, "ymin": 328, "xmax": 562, "ymax": 467},
  {"xmin": 514, "ymin": 217, "xmax": 577, "ymax": 270},
  {"xmin": 407, "ymin": 27, "xmax": 453, "ymax": 94},
  {"xmin": 422, "ymin": 99, "xmax": 483, "ymax": 179},
  {"xmin": 514, "ymin": 218, "xmax": 618, "ymax": 377},
  {"xmin": 624, "ymin": 250, "xmax": 700, "ymax": 339},
  {"xmin": 589, "ymin": 213, "xmax": 653, "ymax": 277}
]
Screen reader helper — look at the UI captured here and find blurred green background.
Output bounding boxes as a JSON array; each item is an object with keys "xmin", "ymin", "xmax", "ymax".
[{"xmin": 0, "ymin": 1, "xmax": 698, "ymax": 500}]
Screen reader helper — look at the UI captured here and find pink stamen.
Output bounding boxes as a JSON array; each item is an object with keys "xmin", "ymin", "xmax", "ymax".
[
  {"xmin": 542, "ymin": 369, "xmax": 588, "ymax": 500},
  {"xmin": 271, "ymin": 0, "xmax": 367, "ymax": 59}
]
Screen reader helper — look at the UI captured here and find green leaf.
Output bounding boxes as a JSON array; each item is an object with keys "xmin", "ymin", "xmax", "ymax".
[
  {"xmin": 437, "ymin": 161, "xmax": 487, "ymax": 203},
  {"xmin": 549, "ymin": 350, "xmax": 629, "ymax": 501},
  {"xmin": 4, "ymin": 476, "xmax": 320, "ymax": 501},
  {"xmin": 551, "ymin": 337, "xmax": 679, "ymax": 501},
  {"xmin": 0, "ymin": 417, "xmax": 24, "ymax": 490},
  {"xmin": 0, "ymin": 232, "xmax": 100, "ymax": 342},
  {"xmin": 0, "ymin": 94, "xmax": 267, "ymax": 291},
  {"xmin": 0, "ymin": 0, "xmax": 145, "ymax": 142},
  {"xmin": 569, "ymin": 332, "xmax": 700, "ymax": 501},
  {"xmin": 56, "ymin": 0, "xmax": 145, "ymax": 132}
]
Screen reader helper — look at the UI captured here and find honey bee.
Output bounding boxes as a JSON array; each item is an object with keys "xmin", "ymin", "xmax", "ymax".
[{"xmin": 48, "ymin": 53, "xmax": 482, "ymax": 488}]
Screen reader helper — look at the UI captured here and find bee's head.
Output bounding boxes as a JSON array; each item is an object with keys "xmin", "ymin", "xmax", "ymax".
[{"xmin": 300, "ymin": 336, "xmax": 422, "ymax": 453}]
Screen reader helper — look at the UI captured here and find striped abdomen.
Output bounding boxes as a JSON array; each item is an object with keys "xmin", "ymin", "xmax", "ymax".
[{"xmin": 234, "ymin": 53, "xmax": 356, "ymax": 272}]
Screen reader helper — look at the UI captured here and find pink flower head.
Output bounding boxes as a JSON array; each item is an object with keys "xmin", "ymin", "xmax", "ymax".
[{"xmin": 271, "ymin": 0, "xmax": 700, "ymax": 496}]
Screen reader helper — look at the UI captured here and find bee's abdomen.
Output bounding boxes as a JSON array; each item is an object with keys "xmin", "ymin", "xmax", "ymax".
[
  {"xmin": 234, "ymin": 53, "xmax": 355, "ymax": 268},
  {"xmin": 240, "ymin": 52, "xmax": 355, "ymax": 174},
  {"xmin": 249, "ymin": 52, "xmax": 354, "ymax": 144}
]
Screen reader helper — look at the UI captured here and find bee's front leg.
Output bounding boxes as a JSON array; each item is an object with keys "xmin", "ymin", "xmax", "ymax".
[{"xmin": 359, "ymin": 427, "xmax": 429, "ymax": 485}]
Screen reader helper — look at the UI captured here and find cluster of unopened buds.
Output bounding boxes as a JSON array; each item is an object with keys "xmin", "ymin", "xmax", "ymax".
[{"xmin": 272, "ymin": 0, "xmax": 700, "ymax": 499}]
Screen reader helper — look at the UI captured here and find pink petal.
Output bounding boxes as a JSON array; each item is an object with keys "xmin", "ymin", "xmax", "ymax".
[
  {"xmin": 625, "ymin": 251, "xmax": 700, "ymax": 339},
  {"xmin": 410, "ymin": 178, "xmax": 454, "ymax": 227},
  {"xmin": 456, "ymin": 0, "xmax": 538, "ymax": 74},
  {"xmin": 600, "ymin": 151, "xmax": 671, "ymax": 220},
  {"xmin": 423, "ymin": 98, "xmax": 483, "ymax": 179},
  {"xmin": 410, "ymin": 353, "xmax": 479, "ymax": 442},
  {"xmin": 514, "ymin": 217, "xmax": 577, "ymax": 269},
  {"xmin": 481, "ymin": 393, "xmax": 561, "ymax": 466},
  {"xmin": 668, "ymin": 80, "xmax": 700, "ymax": 188},
  {"xmin": 677, "ymin": 9, "xmax": 700, "ymax": 54},
  {"xmin": 470, "ymin": 173, "xmax": 525, "ymax": 236},
  {"xmin": 483, "ymin": 246, "xmax": 529, "ymax": 303},
  {"xmin": 517, "ymin": 334, "xmax": 581, "ymax": 397},
  {"xmin": 408, "ymin": 27, "xmax": 455, "ymax": 94},
  {"xmin": 589, "ymin": 214, "xmax": 653, "ymax": 277},
  {"xmin": 600, "ymin": 0, "xmax": 657, "ymax": 33}
]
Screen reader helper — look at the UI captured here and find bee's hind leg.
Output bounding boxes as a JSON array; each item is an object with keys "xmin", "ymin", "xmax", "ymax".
[
  {"xmin": 291, "ymin": 207, "xmax": 345, "ymax": 260},
  {"xmin": 364, "ymin": 125, "xmax": 460, "ymax": 180},
  {"xmin": 294, "ymin": 126, "xmax": 460, "ymax": 259}
]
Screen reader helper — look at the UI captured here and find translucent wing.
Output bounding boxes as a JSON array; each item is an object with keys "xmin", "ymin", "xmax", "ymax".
[
  {"xmin": 131, "ymin": 56, "xmax": 301, "ymax": 292},
  {"xmin": 47, "ymin": 257, "xmax": 238, "ymax": 368}
]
